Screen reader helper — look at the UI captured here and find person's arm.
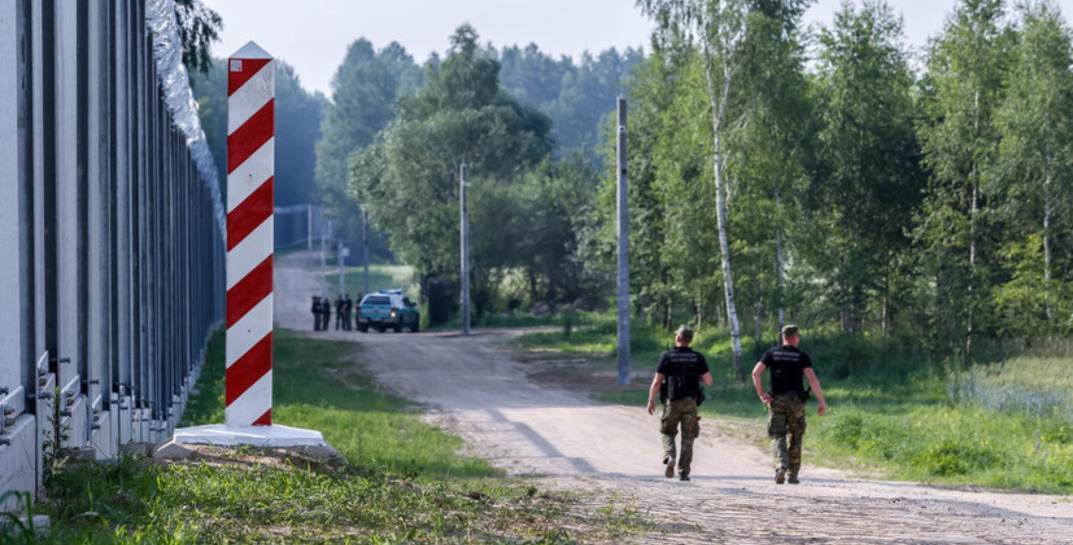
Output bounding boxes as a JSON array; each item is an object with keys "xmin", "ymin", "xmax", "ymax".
[
  {"xmin": 698, "ymin": 355, "xmax": 713, "ymax": 386},
  {"xmin": 803, "ymin": 368, "xmax": 827, "ymax": 416},
  {"xmin": 752, "ymin": 362, "xmax": 772, "ymax": 404},
  {"xmin": 646, "ymin": 373, "xmax": 664, "ymax": 415}
]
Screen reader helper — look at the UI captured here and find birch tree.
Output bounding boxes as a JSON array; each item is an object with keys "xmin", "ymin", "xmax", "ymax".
[
  {"xmin": 916, "ymin": 0, "xmax": 1011, "ymax": 352},
  {"xmin": 995, "ymin": 1, "xmax": 1073, "ymax": 323},
  {"xmin": 815, "ymin": 0, "xmax": 921, "ymax": 336},
  {"xmin": 637, "ymin": 0, "xmax": 749, "ymax": 377}
]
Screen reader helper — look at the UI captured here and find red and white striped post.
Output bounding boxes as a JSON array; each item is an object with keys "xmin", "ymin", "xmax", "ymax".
[
  {"xmin": 163, "ymin": 41, "xmax": 331, "ymax": 458},
  {"xmin": 225, "ymin": 42, "xmax": 274, "ymax": 427}
]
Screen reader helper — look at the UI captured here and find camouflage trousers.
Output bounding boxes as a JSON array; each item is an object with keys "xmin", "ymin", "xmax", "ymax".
[
  {"xmin": 768, "ymin": 393, "xmax": 806, "ymax": 475},
  {"xmin": 661, "ymin": 398, "xmax": 700, "ymax": 475}
]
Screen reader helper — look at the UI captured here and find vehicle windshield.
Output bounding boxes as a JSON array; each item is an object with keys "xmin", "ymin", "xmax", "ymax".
[{"xmin": 362, "ymin": 296, "xmax": 391, "ymax": 306}]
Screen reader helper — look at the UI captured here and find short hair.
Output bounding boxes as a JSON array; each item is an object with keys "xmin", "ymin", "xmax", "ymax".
[
  {"xmin": 781, "ymin": 324, "xmax": 800, "ymax": 338},
  {"xmin": 674, "ymin": 324, "xmax": 694, "ymax": 341}
]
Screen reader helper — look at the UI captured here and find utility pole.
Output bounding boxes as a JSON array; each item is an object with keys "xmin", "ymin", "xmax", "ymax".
[
  {"xmin": 616, "ymin": 97, "xmax": 630, "ymax": 385},
  {"xmin": 321, "ymin": 219, "xmax": 330, "ymax": 297},
  {"xmin": 362, "ymin": 207, "xmax": 369, "ymax": 296},
  {"xmin": 460, "ymin": 161, "xmax": 471, "ymax": 336},
  {"xmin": 337, "ymin": 239, "xmax": 345, "ymax": 297},
  {"xmin": 307, "ymin": 205, "xmax": 313, "ymax": 252}
]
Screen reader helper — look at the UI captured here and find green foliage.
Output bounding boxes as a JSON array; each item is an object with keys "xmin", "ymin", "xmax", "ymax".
[
  {"xmin": 811, "ymin": 0, "xmax": 923, "ymax": 335},
  {"xmin": 315, "ymin": 39, "xmax": 422, "ymax": 245},
  {"xmin": 992, "ymin": 2, "xmax": 1073, "ymax": 334},
  {"xmin": 174, "ymin": 0, "xmax": 221, "ymax": 74},
  {"xmin": 496, "ymin": 40, "xmax": 648, "ymax": 163},
  {"xmin": 814, "ymin": 404, "xmax": 1073, "ymax": 491},
  {"xmin": 349, "ymin": 26, "xmax": 603, "ymax": 319},
  {"xmin": 915, "ymin": 0, "xmax": 1013, "ymax": 353},
  {"xmin": 605, "ymin": 0, "xmax": 1073, "ymax": 357}
]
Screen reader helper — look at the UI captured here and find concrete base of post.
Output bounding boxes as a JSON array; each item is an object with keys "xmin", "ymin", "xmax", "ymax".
[{"xmin": 154, "ymin": 424, "xmax": 343, "ymax": 464}]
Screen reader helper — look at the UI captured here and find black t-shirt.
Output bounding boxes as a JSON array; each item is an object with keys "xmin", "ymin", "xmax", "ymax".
[
  {"xmin": 656, "ymin": 347, "xmax": 710, "ymax": 401},
  {"xmin": 761, "ymin": 345, "xmax": 813, "ymax": 396}
]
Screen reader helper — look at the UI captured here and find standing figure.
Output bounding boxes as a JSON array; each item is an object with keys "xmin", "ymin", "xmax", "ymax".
[
  {"xmin": 334, "ymin": 295, "xmax": 345, "ymax": 330},
  {"xmin": 343, "ymin": 294, "xmax": 353, "ymax": 331},
  {"xmin": 320, "ymin": 296, "xmax": 331, "ymax": 331},
  {"xmin": 646, "ymin": 325, "xmax": 712, "ymax": 481},
  {"xmin": 311, "ymin": 296, "xmax": 322, "ymax": 331},
  {"xmin": 752, "ymin": 324, "xmax": 828, "ymax": 484}
]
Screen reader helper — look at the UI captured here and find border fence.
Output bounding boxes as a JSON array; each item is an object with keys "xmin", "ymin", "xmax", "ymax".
[{"xmin": 0, "ymin": 0, "xmax": 225, "ymax": 503}]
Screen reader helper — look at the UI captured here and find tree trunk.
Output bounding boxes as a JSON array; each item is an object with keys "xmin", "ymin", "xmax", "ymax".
[
  {"xmin": 753, "ymin": 300, "xmax": 763, "ymax": 354},
  {"xmin": 774, "ymin": 190, "xmax": 785, "ymax": 330},
  {"xmin": 665, "ymin": 297, "xmax": 673, "ymax": 330},
  {"xmin": 966, "ymin": 90, "xmax": 980, "ymax": 355},
  {"xmin": 696, "ymin": 287, "xmax": 704, "ymax": 331},
  {"xmin": 527, "ymin": 268, "xmax": 539, "ymax": 308},
  {"xmin": 967, "ymin": 180, "xmax": 977, "ymax": 355},
  {"xmin": 1043, "ymin": 170, "xmax": 1052, "ymax": 321},
  {"xmin": 704, "ymin": 56, "xmax": 744, "ymax": 380},
  {"xmin": 881, "ymin": 267, "xmax": 890, "ymax": 337}
]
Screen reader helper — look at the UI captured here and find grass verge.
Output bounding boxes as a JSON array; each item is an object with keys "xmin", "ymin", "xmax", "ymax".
[
  {"xmin": 28, "ymin": 330, "xmax": 642, "ymax": 544},
  {"xmin": 517, "ymin": 314, "xmax": 1073, "ymax": 494}
]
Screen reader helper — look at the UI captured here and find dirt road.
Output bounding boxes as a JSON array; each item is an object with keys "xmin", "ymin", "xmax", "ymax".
[{"xmin": 276, "ymin": 253, "xmax": 1072, "ymax": 544}]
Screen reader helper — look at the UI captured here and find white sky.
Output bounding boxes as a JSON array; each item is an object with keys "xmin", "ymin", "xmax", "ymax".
[{"xmin": 204, "ymin": 0, "xmax": 1073, "ymax": 97}]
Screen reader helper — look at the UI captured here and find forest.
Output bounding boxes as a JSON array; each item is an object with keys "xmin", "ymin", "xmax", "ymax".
[{"xmin": 193, "ymin": 0, "xmax": 1073, "ymax": 369}]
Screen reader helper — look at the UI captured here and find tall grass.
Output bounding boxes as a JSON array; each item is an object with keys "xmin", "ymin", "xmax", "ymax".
[{"xmin": 952, "ymin": 356, "xmax": 1073, "ymax": 420}]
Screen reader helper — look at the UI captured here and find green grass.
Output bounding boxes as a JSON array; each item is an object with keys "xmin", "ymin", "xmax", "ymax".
[
  {"xmin": 324, "ymin": 265, "xmax": 417, "ymax": 299},
  {"xmin": 953, "ymin": 356, "xmax": 1073, "ymax": 419},
  {"xmin": 27, "ymin": 330, "xmax": 633, "ymax": 544},
  {"xmin": 183, "ymin": 330, "xmax": 493, "ymax": 478},
  {"xmin": 426, "ymin": 312, "xmax": 568, "ymax": 333},
  {"xmin": 519, "ymin": 313, "xmax": 1073, "ymax": 494},
  {"xmin": 512, "ymin": 313, "xmax": 672, "ymax": 365}
]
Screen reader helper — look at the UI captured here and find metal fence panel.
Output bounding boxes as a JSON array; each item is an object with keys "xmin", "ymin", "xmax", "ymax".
[{"xmin": 1, "ymin": 0, "xmax": 224, "ymax": 503}]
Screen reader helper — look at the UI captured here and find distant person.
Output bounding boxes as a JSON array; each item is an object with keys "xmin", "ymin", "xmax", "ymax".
[
  {"xmin": 343, "ymin": 294, "xmax": 353, "ymax": 331},
  {"xmin": 646, "ymin": 325, "xmax": 713, "ymax": 481},
  {"xmin": 751, "ymin": 324, "xmax": 828, "ymax": 485},
  {"xmin": 311, "ymin": 296, "xmax": 322, "ymax": 331},
  {"xmin": 320, "ymin": 297, "xmax": 331, "ymax": 331},
  {"xmin": 334, "ymin": 295, "xmax": 345, "ymax": 330}
]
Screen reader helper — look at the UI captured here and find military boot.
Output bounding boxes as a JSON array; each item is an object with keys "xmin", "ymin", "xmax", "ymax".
[
  {"xmin": 775, "ymin": 468, "xmax": 787, "ymax": 484},
  {"xmin": 788, "ymin": 471, "xmax": 800, "ymax": 484},
  {"xmin": 663, "ymin": 456, "xmax": 675, "ymax": 478}
]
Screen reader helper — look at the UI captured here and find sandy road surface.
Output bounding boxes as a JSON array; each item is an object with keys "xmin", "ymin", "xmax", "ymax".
[{"xmin": 276, "ymin": 253, "xmax": 1072, "ymax": 544}]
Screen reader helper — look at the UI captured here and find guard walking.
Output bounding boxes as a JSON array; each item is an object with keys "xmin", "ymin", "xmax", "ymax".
[
  {"xmin": 646, "ymin": 325, "xmax": 713, "ymax": 481},
  {"xmin": 751, "ymin": 324, "xmax": 828, "ymax": 484},
  {"xmin": 311, "ymin": 296, "xmax": 322, "ymax": 331}
]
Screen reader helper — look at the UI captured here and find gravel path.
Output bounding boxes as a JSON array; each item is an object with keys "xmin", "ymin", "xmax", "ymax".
[{"xmin": 276, "ymin": 252, "xmax": 1073, "ymax": 544}]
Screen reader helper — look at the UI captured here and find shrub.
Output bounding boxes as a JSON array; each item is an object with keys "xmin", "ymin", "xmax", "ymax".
[{"xmin": 916, "ymin": 439, "xmax": 1002, "ymax": 477}]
